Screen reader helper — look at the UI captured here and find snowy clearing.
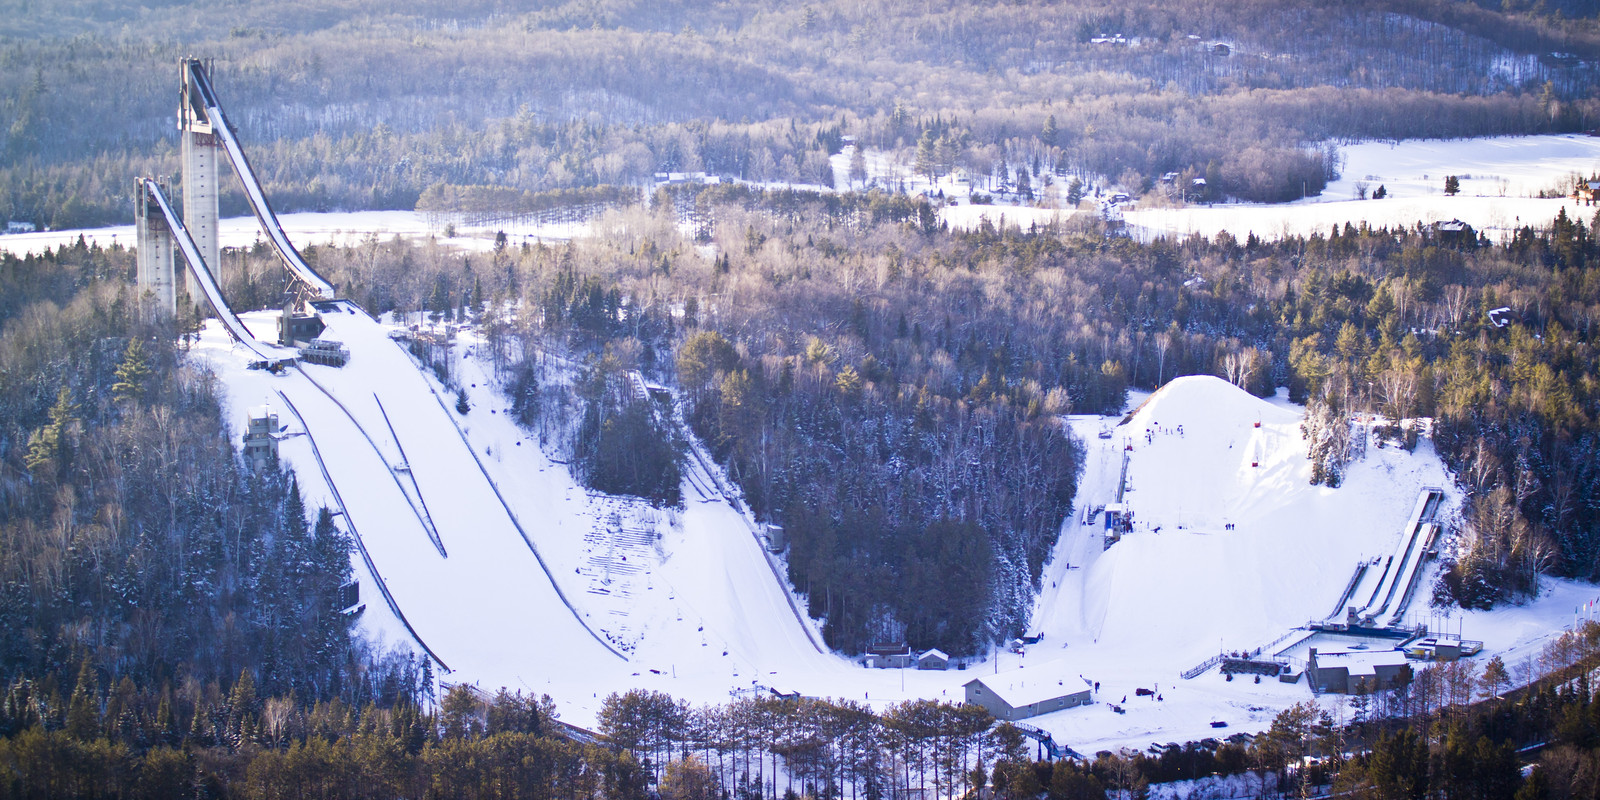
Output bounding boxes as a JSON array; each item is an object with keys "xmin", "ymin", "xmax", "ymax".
[
  {"xmin": 1125, "ymin": 134, "xmax": 1600, "ymax": 242},
  {"xmin": 9, "ymin": 135, "xmax": 1600, "ymax": 257}
]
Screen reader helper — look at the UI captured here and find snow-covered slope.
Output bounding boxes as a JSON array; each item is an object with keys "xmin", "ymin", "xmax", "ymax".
[
  {"xmin": 197, "ymin": 320, "xmax": 1589, "ymax": 750},
  {"xmin": 1124, "ymin": 134, "xmax": 1600, "ymax": 242},
  {"xmin": 1054, "ymin": 377, "xmax": 1450, "ymax": 656}
]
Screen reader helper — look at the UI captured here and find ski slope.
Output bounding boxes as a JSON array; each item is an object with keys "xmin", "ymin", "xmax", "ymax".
[
  {"xmin": 196, "ymin": 323, "xmax": 1593, "ymax": 749},
  {"xmin": 196, "ymin": 308, "xmax": 877, "ymax": 725}
]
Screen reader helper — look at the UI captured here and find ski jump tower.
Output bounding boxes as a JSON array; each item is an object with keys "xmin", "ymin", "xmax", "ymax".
[
  {"xmin": 178, "ymin": 58, "xmax": 221, "ymax": 303},
  {"xmin": 134, "ymin": 58, "xmax": 220, "ymax": 317},
  {"xmin": 134, "ymin": 179, "xmax": 178, "ymax": 312},
  {"xmin": 135, "ymin": 58, "xmax": 337, "ymax": 339}
]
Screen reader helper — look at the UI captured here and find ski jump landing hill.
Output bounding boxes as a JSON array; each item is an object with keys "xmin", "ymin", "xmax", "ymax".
[
  {"xmin": 153, "ymin": 58, "xmax": 854, "ymax": 711},
  {"xmin": 135, "ymin": 58, "xmax": 638, "ymax": 690}
]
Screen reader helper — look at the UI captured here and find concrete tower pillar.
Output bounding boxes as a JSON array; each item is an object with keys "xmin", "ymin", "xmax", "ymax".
[
  {"xmin": 135, "ymin": 181, "xmax": 177, "ymax": 317},
  {"xmin": 179, "ymin": 60, "xmax": 220, "ymax": 303}
]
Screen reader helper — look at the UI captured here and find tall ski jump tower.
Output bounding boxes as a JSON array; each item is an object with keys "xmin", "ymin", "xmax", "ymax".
[
  {"xmin": 179, "ymin": 58, "xmax": 220, "ymax": 301},
  {"xmin": 134, "ymin": 180, "xmax": 177, "ymax": 315}
]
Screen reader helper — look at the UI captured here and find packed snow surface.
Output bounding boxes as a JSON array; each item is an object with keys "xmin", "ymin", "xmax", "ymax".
[{"xmin": 192, "ymin": 305, "xmax": 1590, "ymax": 753}]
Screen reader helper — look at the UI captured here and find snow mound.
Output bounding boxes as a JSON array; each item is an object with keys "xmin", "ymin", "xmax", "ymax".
[
  {"xmin": 1027, "ymin": 374, "xmax": 1455, "ymax": 748},
  {"xmin": 1119, "ymin": 376, "xmax": 1309, "ymax": 533},
  {"xmin": 1127, "ymin": 375, "xmax": 1297, "ymax": 432}
]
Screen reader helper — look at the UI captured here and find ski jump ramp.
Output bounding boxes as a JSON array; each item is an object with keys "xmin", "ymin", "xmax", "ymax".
[{"xmin": 1333, "ymin": 488, "xmax": 1444, "ymax": 628}]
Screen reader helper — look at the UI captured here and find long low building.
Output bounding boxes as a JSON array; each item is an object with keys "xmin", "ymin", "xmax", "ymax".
[
  {"xmin": 1306, "ymin": 647, "xmax": 1413, "ymax": 695},
  {"xmin": 964, "ymin": 673, "xmax": 1092, "ymax": 721}
]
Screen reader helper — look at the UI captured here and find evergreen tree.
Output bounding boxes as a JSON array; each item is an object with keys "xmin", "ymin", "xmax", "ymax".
[
  {"xmin": 914, "ymin": 132, "xmax": 938, "ymax": 182},
  {"xmin": 64, "ymin": 660, "xmax": 99, "ymax": 742},
  {"xmin": 112, "ymin": 338, "xmax": 151, "ymax": 405}
]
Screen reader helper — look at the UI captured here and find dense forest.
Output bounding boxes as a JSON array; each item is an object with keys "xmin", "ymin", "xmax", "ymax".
[
  {"xmin": 4, "ymin": 610, "xmax": 1600, "ymax": 798},
  {"xmin": 2, "ymin": 0, "xmax": 1599, "ymax": 228}
]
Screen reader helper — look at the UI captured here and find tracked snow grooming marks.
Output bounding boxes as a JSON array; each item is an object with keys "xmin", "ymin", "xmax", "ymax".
[
  {"xmin": 575, "ymin": 500, "xmax": 672, "ymax": 654},
  {"xmin": 292, "ymin": 366, "xmax": 449, "ymax": 558},
  {"xmin": 181, "ymin": 59, "xmax": 336, "ymax": 299},
  {"xmin": 273, "ymin": 390, "xmax": 451, "ymax": 673}
]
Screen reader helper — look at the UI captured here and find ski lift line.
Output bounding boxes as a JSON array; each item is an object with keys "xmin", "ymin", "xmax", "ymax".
[
  {"xmin": 274, "ymin": 389, "xmax": 451, "ymax": 674},
  {"xmin": 141, "ymin": 180, "xmax": 279, "ymax": 362},
  {"xmin": 372, "ymin": 393, "xmax": 449, "ymax": 557},
  {"xmin": 410, "ymin": 365, "xmax": 629, "ymax": 663},
  {"xmin": 292, "ymin": 366, "xmax": 450, "ymax": 559},
  {"xmin": 183, "ymin": 60, "xmax": 335, "ymax": 299}
]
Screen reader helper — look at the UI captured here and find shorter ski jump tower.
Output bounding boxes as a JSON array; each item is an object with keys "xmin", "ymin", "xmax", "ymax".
[{"xmin": 136, "ymin": 58, "xmax": 336, "ymax": 347}]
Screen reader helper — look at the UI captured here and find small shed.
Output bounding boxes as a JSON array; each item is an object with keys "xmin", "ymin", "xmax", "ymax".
[
  {"xmin": 866, "ymin": 643, "xmax": 913, "ymax": 669},
  {"xmin": 917, "ymin": 649, "xmax": 950, "ymax": 671}
]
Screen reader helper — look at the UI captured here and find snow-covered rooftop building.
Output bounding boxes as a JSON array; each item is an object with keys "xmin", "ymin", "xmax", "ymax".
[
  {"xmin": 1306, "ymin": 647, "xmax": 1412, "ymax": 695},
  {"xmin": 917, "ymin": 649, "xmax": 950, "ymax": 670},
  {"xmin": 964, "ymin": 673, "xmax": 1091, "ymax": 721}
]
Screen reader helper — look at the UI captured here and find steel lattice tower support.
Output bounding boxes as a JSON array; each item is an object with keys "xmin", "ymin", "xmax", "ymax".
[
  {"xmin": 179, "ymin": 59, "xmax": 220, "ymax": 303},
  {"xmin": 135, "ymin": 180, "xmax": 177, "ymax": 316}
]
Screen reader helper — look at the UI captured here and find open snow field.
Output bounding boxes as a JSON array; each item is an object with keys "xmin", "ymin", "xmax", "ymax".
[
  {"xmin": 1124, "ymin": 134, "xmax": 1600, "ymax": 242},
  {"xmin": 194, "ymin": 310, "xmax": 1592, "ymax": 751},
  {"xmin": 0, "ymin": 209, "xmax": 585, "ymax": 257},
  {"xmin": 8, "ymin": 134, "xmax": 1599, "ymax": 256}
]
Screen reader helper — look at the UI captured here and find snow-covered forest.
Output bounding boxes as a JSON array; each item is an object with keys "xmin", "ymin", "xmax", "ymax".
[{"xmin": 2, "ymin": 0, "xmax": 1599, "ymax": 228}]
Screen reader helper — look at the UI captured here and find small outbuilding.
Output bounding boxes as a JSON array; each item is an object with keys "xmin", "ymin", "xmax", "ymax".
[
  {"xmin": 917, "ymin": 649, "xmax": 950, "ymax": 671},
  {"xmin": 964, "ymin": 673, "xmax": 1091, "ymax": 721},
  {"xmin": 865, "ymin": 643, "xmax": 913, "ymax": 669}
]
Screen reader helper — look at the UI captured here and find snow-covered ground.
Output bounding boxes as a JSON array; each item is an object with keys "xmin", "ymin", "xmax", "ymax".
[
  {"xmin": 194, "ymin": 310, "xmax": 1592, "ymax": 752},
  {"xmin": 9, "ymin": 135, "xmax": 1600, "ymax": 257},
  {"xmin": 0, "ymin": 210, "xmax": 586, "ymax": 257},
  {"xmin": 1124, "ymin": 134, "xmax": 1600, "ymax": 242}
]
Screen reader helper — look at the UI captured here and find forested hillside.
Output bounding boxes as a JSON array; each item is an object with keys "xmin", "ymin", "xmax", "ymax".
[
  {"xmin": 2, "ymin": 0, "xmax": 1598, "ymax": 228},
  {"xmin": 256, "ymin": 182, "xmax": 1595, "ymax": 649},
  {"xmin": 0, "ymin": 241, "xmax": 425, "ymax": 706}
]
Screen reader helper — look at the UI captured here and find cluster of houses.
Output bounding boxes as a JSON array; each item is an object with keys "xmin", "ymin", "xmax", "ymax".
[{"xmin": 864, "ymin": 643, "xmax": 951, "ymax": 670}]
